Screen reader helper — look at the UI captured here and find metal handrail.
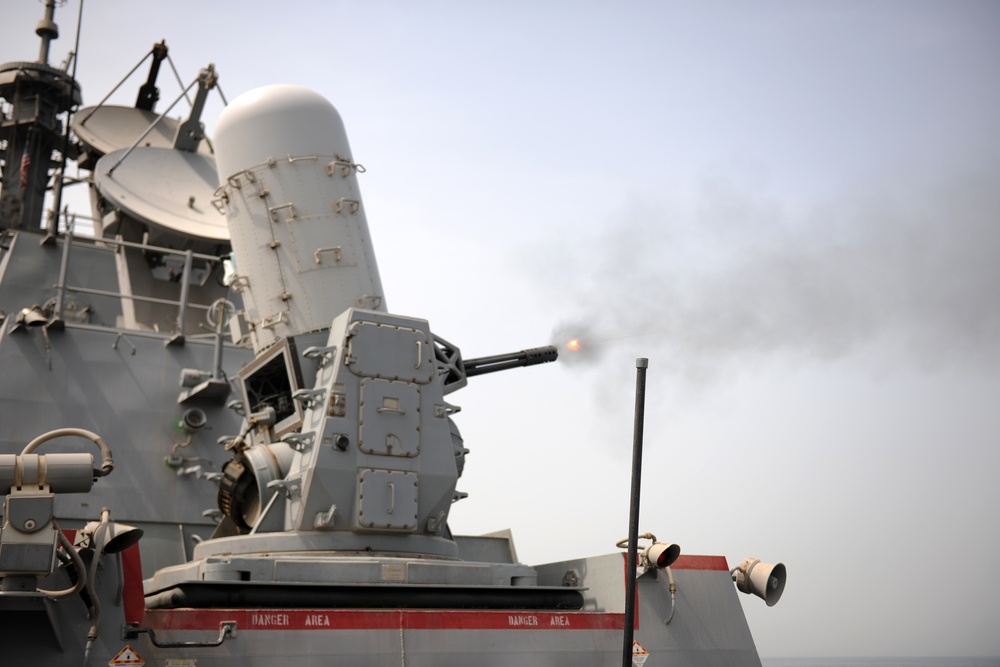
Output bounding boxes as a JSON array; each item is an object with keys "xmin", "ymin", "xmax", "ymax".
[
  {"xmin": 61, "ymin": 285, "xmax": 215, "ymax": 310},
  {"xmin": 68, "ymin": 321, "xmax": 235, "ymax": 345},
  {"xmin": 122, "ymin": 621, "xmax": 237, "ymax": 648},
  {"xmin": 51, "ymin": 226, "xmax": 229, "ymax": 340},
  {"xmin": 57, "ymin": 227, "xmax": 225, "ymax": 263}
]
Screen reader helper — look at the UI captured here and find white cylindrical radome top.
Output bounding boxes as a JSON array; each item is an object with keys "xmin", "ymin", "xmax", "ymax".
[
  {"xmin": 214, "ymin": 85, "xmax": 385, "ymax": 353},
  {"xmin": 214, "ymin": 84, "xmax": 352, "ymax": 181}
]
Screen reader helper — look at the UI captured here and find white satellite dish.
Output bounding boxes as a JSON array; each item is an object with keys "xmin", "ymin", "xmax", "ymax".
[
  {"xmin": 72, "ymin": 105, "xmax": 211, "ymax": 157},
  {"xmin": 94, "ymin": 146, "xmax": 227, "ymax": 244}
]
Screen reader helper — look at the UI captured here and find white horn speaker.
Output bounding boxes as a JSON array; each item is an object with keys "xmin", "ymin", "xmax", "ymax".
[
  {"xmin": 645, "ymin": 542, "xmax": 681, "ymax": 569},
  {"xmin": 733, "ymin": 556, "xmax": 786, "ymax": 606},
  {"xmin": 78, "ymin": 520, "xmax": 145, "ymax": 554}
]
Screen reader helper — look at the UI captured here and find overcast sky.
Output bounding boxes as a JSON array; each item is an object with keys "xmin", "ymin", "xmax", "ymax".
[{"xmin": 6, "ymin": 0, "xmax": 1000, "ymax": 658}]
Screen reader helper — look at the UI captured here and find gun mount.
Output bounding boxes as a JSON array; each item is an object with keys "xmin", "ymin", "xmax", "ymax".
[{"xmin": 141, "ymin": 86, "xmax": 576, "ymax": 610}]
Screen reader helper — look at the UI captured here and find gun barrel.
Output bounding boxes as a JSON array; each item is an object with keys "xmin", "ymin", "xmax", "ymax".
[{"xmin": 464, "ymin": 345, "xmax": 558, "ymax": 377}]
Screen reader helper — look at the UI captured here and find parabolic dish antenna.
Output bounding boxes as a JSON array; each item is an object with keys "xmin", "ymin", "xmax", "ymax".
[
  {"xmin": 73, "ymin": 105, "xmax": 211, "ymax": 157},
  {"xmin": 94, "ymin": 146, "xmax": 227, "ymax": 242}
]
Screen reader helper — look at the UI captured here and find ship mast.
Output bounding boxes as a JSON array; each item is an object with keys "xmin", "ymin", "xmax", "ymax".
[{"xmin": 0, "ymin": 0, "xmax": 82, "ymax": 232}]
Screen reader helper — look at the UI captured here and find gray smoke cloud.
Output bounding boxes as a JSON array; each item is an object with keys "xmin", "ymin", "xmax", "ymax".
[{"xmin": 547, "ymin": 158, "xmax": 1000, "ymax": 382}]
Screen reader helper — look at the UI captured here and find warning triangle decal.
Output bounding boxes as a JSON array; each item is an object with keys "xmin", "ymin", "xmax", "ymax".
[
  {"xmin": 632, "ymin": 640, "xmax": 649, "ymax": 666},
  {"xmin": 109, "ymin": 644, "xmax": 145, "ymax": 666}
]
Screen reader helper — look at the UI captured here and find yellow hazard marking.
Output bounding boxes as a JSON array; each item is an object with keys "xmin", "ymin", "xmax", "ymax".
[
  {"xmin": 632, "ymin": 640, "xmax": 650, "ymax": 666},
  {"xmin": 109, "ymin": 644, "xmax": 145, "ymax": 666}
]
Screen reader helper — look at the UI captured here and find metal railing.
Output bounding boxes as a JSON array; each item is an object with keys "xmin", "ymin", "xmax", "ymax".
[{"xmin": 51, "ymin": 217, "xmax": 228, "ymax": 344}]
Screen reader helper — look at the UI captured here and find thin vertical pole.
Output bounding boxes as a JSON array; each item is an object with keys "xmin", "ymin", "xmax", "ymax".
[
  {"xmin": 622, "ymin": 357, "xmax": 648, "ymax": 667},
  {"xmin": 45, "ymin": 0, "xmax": 85, "ymax": 242},
  {"xmin": 174, "ymin": 249, "xmax": 193, "ymax": 342},
  {"xmin": 211, "ymin": 300, "xmax": 226, "ymax": 380},
  {"xmin": 52, "ymin": 213, "xmax": 74, "ymax": 323}
]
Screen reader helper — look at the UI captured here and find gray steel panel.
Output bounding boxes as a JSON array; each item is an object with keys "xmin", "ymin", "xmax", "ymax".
[
  {"xmin": 348, "ymin": 321, "xmax": 435, "ymax": 383},
  {"xmin": 0, "ymin": 233, "xmax": 124, "ymax": 328},
  {"xmin": 359, "ymin": 378, "xmax": 420, "ymax": 457},
  {"xmin": 357, "ymin": 469, "xmax": 419, "ymax": 531}
]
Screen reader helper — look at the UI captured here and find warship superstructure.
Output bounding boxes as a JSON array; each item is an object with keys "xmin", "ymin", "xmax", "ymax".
[{"xmin": 0, "ymin": 3, "xmax": 785, "ymax": 665}]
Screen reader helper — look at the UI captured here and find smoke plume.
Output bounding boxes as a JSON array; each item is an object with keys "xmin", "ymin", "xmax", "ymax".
[{"xmin": 548, "ymin": 159, "xmax": 1000, "ymax": 383}]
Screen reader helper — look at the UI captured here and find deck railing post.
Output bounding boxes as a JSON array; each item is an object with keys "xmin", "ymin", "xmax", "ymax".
[
  {"xmin": 52, "ymin": 212, "xmax": 74, "ymax": 325},
  {"xmin": 171, "ymin": 249, "xmax": 194, "ymax": 345}
]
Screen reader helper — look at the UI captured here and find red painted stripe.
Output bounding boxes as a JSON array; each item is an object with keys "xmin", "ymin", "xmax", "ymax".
[
  {"xmin": 619, "ymin": 552, "xmax": 730, "ymax": 572},
  {"xmin": 142, "ymin": 608, "xmax": 625, "ymax": 632},
  {"xmin": 64, "ymin": 529, "xmax": 146, "ymax": 624},
  {"xmin": 121, "ymin": 543, "xmax": 145, "ymax": 624},
  {"xmin": 670, "ymin": 554, "xmax": 730, "ymax": 571}
]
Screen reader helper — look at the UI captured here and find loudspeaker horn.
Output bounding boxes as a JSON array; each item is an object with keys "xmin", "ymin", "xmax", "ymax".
[
  {"xmin": 733, "ymin": 556, "xmax": 786, "ymax": 606},
  {"xmin": 645, "ymin": 542, "xmax": 681, "ymax": 569},
  {"xmin": 79, "ymin": 519, "xmax": 145, "ymax": 554}
]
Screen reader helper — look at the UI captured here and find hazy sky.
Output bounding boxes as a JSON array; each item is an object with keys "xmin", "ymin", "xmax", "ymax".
[{"xmin": 6, "ymin": 0, "xmax": 999, "ymax": 658}]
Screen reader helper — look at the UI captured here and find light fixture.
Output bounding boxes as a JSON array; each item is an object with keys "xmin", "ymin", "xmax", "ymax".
[
  {"xmin": 10, "ymin": 304, "xmax": 51, "ymax": 333},
  {"xmin": 19, "ymin": 305, "xmax": 49, "ymax": 326}
]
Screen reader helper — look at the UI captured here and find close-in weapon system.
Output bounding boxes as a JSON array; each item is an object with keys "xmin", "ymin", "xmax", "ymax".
[{"xmin": 141, "ymin": 85, "xmax": 567, "ymax": 609}]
